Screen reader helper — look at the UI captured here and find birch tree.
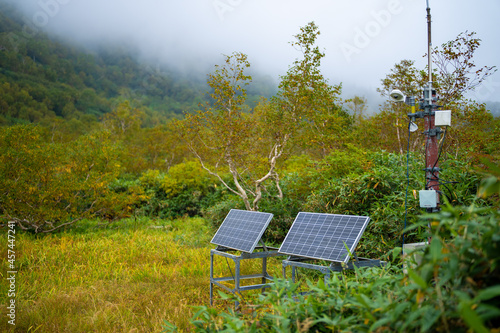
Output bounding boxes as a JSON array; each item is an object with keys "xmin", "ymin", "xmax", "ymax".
[
  {"xmin": 178, "ymin": 22, "xmax": 344, "ymax": 210},
  {"xmin": 177, "ymin": 52, "xmax": 264, "ymax": 210}
]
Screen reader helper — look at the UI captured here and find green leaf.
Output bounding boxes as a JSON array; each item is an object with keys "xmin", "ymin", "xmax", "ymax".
[
  {"xmin": 217, "ymin": 290, "xmax": 234, "ymax": 300},
  {"xmin": 407, "ymin": 268, "xmax": 428, "ymax": 289},
  {"xmin": 429, "ymin": 238, "xmax": 443, "ymax": 263},
  {"xmin": 391, "ymin": 247, "xmax": 403, "ymax": 261},
  {"xmin": 458, "ymin": 301, "xmax": 489, "ymax": 333},
  {"xmin": 478, "ymin": 175, "xmax": 500, "ymax": 198},
  {"xmin": 370, "ymin": 317, "xmax": 391, "ymax": 331},
  {"xmin": 161, "ymin": 320, "xmax": 178, "ymax": 333},
  {"xmin": 475, "ymin": 285, "xmax": 500, "ymax": 302}
]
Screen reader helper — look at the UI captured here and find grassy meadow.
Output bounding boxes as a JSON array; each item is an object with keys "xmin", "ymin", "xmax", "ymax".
[{"xmin": 0, "ymin": 217, "xmax": 284, "ymax": 332}]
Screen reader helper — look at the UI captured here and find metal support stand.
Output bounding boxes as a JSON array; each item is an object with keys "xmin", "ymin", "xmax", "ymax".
[
  {"xmin": 282, "ymin": 254, "xmax": 386, "ymax": 285},
  {"xmin": 210, "ymin": 244, "xmax": 284, "ymax": 307}
]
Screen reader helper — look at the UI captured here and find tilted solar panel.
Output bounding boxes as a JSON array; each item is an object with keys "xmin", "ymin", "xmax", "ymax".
[
  {"xmin": 210, "ymin": 209, "xmax": 273, "ymax": 253},
  {"xmin": 278, "ymin": 212, "xmax": 370, "ymax": 263}
]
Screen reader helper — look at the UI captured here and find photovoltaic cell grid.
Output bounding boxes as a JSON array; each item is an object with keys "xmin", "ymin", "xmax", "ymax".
[
  {"xmin": 210, "ymin": 209, "xmax": 274, "ymax": 253},
  {"xmin": 278, "ymin": 212, "xmax": 370, "ymax": 263}
]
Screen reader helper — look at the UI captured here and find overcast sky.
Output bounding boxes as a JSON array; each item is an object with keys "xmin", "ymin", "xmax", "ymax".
[{"xmin": 8, "ymin": 0, "xmax": 500, "ymax": 111}]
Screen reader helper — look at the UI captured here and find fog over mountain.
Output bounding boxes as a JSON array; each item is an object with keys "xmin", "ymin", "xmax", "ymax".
[{"xmin": 5, "ymin": 0, "xmax": 500, "ymax": 113}]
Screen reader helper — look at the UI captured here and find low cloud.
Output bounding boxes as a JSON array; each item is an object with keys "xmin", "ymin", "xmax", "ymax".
[{"xmin": 6, "ymin": 0, "xmax": 500, "ymax": 106}]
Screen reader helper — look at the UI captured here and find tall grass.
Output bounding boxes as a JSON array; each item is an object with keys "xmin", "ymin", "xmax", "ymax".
[{"xmin": 0, "ymin": 217, "xmax": 282, "ymax": 332}]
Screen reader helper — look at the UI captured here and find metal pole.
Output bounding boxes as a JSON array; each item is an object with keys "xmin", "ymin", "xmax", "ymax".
[
  {"xmin": 262, "ymin": 257, "xmax": 267, "ymax": 294},
  {"xmin": 235, "ymin": 258, "xmax": 241, "ymax": 309},
  {"xmin": 210, "ymin": 251, "xmax": 214, "ymax": 306},
  {"xmin": 424, "ymin": 2, "xmax": 440, "ymax": 213},
  {"xmin": 427, "ymin": 1, "xmax": 432, "ymax": 82},
  {"xmin": 424, "ymin": 89, "xmax": 440, "ymax": 200}
]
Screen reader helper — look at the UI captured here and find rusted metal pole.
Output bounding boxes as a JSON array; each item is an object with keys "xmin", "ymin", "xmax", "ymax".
[
  {"xmin": 424, "ymin": 87, "xmax": 440, "ymax": 202},
  {"xmin": 424, "ymin": 3, "xmax": 440, "ymax": 213}
]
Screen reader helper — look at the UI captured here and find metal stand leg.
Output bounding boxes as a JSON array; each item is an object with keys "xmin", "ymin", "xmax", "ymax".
[
  {"xmin": 234, "ymin": 258, "xmax": 240, "ymax": 309},
  {"xmin": 210, "ymin": 251, "xmax": 214, "ymax": 306},
  {"xmin": 210, "ymin": 247, "xmax": 283, "ymax": 308},
  {"xmin": 262, "ymin": 257, "xmax": 267, "ymax": 294}
]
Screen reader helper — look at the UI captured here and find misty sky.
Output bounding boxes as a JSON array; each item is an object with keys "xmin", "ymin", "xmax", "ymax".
[{"xmin": 8, "ymin": 0, "xmax": 500, "ymax": 111}]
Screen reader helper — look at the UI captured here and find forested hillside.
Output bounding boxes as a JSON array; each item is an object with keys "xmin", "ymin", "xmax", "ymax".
[{"xmin": 0, "ymin": 2, "xmax": 275, "ymax": 130}]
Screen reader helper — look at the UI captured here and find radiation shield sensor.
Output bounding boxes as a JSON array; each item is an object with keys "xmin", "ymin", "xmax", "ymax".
[
  {"xmin": 435, "ymin": 110, "xmax": 451, "ymax": 127},
  {"xmin": 419, "ymin": 190, "xmax": 437, "ymax": 208}
]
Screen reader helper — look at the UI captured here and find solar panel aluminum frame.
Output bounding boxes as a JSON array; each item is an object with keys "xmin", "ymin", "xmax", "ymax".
[
  {"xmin": 282, "ymin": 256, "xmax": 386, "ymax": 285},
  {"xmin": 210, "ymin": 209, "xmax": 274, "ymax": 253},
  {"xmin": 278, "ymin": 212, "xmax": 371, "ymax": 264}
]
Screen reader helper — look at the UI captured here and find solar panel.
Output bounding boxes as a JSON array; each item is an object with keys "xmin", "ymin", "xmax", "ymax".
[
  {"xmin": 278, "ymin": 212, "xmax": 370, "ymax": 263},
  {"xmin": 210, "ymin": 209, "xmax": 273, "ymax": 253}
]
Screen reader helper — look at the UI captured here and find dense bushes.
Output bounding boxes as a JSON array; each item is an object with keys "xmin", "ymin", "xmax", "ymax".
[
  {"xmin": 302, "ymin": 152, "xmax": 425, "ymax": 258},
  {"xmin": 199, "ymin": 150, "xmax": 482, "ymax": 258},
  {"xmin": 166, "ymin": 181, "xmax": 500, "ymax": 332},
  {"xmin": 111, "ymin": 160, "xmax": 230, "ymax": 219},
  {"xmin": 0, "ymin": 125, "xmax": 132, "ymax": 232}
]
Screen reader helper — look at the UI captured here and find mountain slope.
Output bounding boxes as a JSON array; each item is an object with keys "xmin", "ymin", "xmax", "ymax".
[{"xmin": 1, "ymin": 3, "xmax": 214, "ymax": 126}]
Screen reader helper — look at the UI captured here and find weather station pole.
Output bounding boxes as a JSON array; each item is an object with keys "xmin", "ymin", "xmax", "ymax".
[
  {"xmin": 391, "ymin": 1, "xmax": 452, "ymax": 240},
  {"xmin": 392, "ymin": 0, "xmax": 453, "ymax": 262},
  {"xmin": 421, "ymin": 1, "xmax": 441, "ymax": 213}
]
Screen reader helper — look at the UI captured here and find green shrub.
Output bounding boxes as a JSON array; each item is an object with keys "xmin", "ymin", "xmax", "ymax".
[
  {"xmin": 163, "ymin": 163, "xmax": 500, "ymax": 333},
  {"xmin": 113, "ymin": 161, "xmax": 223, "ymax": 219},
  {"xmin": 166, "ymin": 200, "xmax": 499, "ymax": 332},
  {"xmin": 0, "ymin": 125, "xmax": 130, "ymax": 233},
  {"xmin": 199, "ymin": 151, "xmax": 485, "ymax": 255},
  {"xmin": 201, "ymin": 195, "xmax": 245, "ymax": 230},
  {"xmin": 257, "ymin": 195, "xmax": 302, "ymax": 245},
  {"xmin": 438, "ymin": 156, "xmax": 484, "ymax": 206}
]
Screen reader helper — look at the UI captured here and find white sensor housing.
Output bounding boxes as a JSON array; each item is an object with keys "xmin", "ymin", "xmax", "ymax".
[
  {"xmin": 389, "ymin": 89, "xmax": 406, "ymax": 102},
  {"xmin": 435, "ymin": 110, "xmax": 451, "ymax": 126},
  {"xmin": 419, "ymin": 190, "xmax": 437, "ymax": 208}
]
